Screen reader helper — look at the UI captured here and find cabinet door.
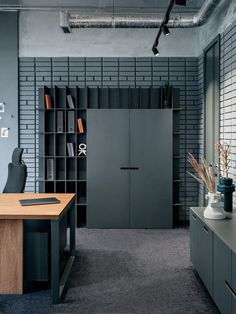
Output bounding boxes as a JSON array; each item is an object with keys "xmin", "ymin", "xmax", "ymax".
[
  {"xmin": 87, "ymin": 109, "xmax": 130, "ymax": 228},
  {"xmin": 198, "ymin": 221, "xmax": 213, "ymax": 296},
  {"xmin": 232, "ymin": 252, "xmax": 236, "ymax": 314},
  {"xmin": 190, "ymin": 211, "xmax": 200, "ymax": 271},
  {"xmin": 129, "ymin": 110, "xmax": 172, "ymax": 228},
  {"xmin": 214, "ymin": 234, "xmax": 232, "ymax": 314}
]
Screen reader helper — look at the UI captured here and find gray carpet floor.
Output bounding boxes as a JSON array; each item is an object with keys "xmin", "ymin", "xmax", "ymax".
[{"xmin": 0, "ymin": 228, "xmax": 219, "ymax": 314}]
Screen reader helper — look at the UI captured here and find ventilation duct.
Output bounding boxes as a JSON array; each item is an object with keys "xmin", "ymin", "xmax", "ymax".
[
  {"xmin": 60, "ymin": 11, "xmax": 71, "ymax": 33},
  {"xmin": 69, "ymin": 0, "xmax": 222, "ymax": 29}
]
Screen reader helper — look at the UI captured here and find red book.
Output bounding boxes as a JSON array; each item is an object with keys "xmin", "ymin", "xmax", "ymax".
[
  {"xmin": 45, "ymin": 94, "xmax": 53, "ymax": 109},
  {"xmin": 77, "ymin": 118, "xmax": 85, "ymax": 133}
]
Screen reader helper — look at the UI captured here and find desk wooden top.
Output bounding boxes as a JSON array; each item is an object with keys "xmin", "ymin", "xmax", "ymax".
[{"xmin": 0, "ymin": 194, "xmax": 76, "ymax": 220}]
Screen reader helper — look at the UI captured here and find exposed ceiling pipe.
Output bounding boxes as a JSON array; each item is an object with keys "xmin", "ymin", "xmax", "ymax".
[{"xmin": 69, "ymin": 0, "xmax": 222, "ymax": 29}]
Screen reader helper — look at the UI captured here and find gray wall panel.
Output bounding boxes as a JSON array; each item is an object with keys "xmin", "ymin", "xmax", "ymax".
[{"xmin": 0, "ymin": 12, "xmax": 18, "ymax": 191}]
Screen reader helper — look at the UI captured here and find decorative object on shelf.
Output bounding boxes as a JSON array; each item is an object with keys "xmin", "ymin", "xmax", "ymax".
[
  {"xmin": 78, "ymin": 143, "xmax": 86, "ymax": 156},
  {"xmin": 77, "ymin": 118, "xmax": 86, "ymax": 133},
  {"xmin": 162, "ymin": 81, "xmax": 172, "ymax": 108},
  {"xmin": 204, "ymin": 192, "xmax": 224, "ymax": 220},
  {"xmin": 67, "ymin": 95, "xmax": 75, "ymax": 109},
  {"xmin": 215, "ymin": 142, "xmax": 235, "ymax": 212},
  {"xmin": 187, "ymin": 153, "xmax": 225, "ymax": 220},
  {"xmin": 1, "ymin": 127, "xmax": 9, "ymax": 138},
  {"xmin": 45, "ymin": 94, "xmax": 53, "ymax": 109}
]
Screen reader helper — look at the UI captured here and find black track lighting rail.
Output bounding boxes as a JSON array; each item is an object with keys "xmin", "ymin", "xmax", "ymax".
[{"xmin": 152, "ymin": 0, "xmax": 187, "ymax": 56}]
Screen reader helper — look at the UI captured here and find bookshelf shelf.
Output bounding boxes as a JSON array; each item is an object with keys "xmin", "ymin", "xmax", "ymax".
[{"xmin": 173, "ymin": 179, "xmax": 182, "ymax": 183}]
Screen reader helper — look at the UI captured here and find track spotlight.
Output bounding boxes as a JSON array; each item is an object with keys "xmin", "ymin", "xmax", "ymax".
[
  {"xmin": 152, "ymin": 47, "xmax": 159, "ymax": 56},
  {"xmin": 162, "ymin": 25, "xmax": 170, "ymax": 36},
  {"xmin": 152, "ymin": 0, "xmax": 188, "ymax": 54},
  {"xmin": 175, "ymin": 0, "xmax": 187, "ymax": 5}
]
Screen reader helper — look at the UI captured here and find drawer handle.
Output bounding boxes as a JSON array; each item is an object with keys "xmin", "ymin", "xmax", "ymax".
[
  {"xmin": 192, "ymin": 214, "xmax": 197, "ymax": 221},
  {"xmin": 130, "ymin": 167, "xmax": 139, "ymax": 170},
  {"xmin": 225, "ymin": 281, "xmax": 236, "ymax": 299},
  {"xmin": 203, "ymin": 226, "xmax": 209, "ymax": 233},
  {"xmin": 120, "ymin": 167, "xmax": 130, "ymax": 170}
]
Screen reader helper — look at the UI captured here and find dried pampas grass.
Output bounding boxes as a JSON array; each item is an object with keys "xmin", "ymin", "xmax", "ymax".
[{"xmin": 187, "ymin": 153, "xmax": 216, "ymax": 193}]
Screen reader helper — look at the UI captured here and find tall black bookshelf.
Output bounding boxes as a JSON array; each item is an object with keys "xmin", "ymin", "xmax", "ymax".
[
  {"xmin": 171, "ymin": 89, "xmax": 181, "ymax": 225},
  {"xmin": 38, "ymin": 86, "xmax": 180, "ymax": 227},
  {"xmin": 38, "ymin": 86, "xmax": 87, "ymax": 226}
]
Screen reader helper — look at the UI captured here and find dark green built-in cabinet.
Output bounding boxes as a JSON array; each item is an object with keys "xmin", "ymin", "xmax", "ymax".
[
  {"xmin": 39, "ymin": 86, "xmax": 180, "ymax": 228},
  {"xmin": 87, "ymin": 109, "xmax": 173, "ymax": 228}
]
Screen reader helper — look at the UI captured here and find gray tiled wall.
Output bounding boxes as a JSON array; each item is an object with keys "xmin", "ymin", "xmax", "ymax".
[
  {"xmin": 19, "ymin": 57, "xmax": 199, "ymax": 221},
  {"xmin": 219, "ymin": 22, "xmax": 236, "ymax": 204},
  {"xmin": 198, "ymin": 21, "xmax": 236, "ymax": 206},
  {"xmin": 198, "ymin": 54, "xmax": 204, "ymax": 206}
]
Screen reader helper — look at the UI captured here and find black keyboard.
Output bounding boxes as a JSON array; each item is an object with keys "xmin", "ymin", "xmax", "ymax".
[{"xmin": 19, "ymin": 197, "xmax": 60, "ymax": 206}]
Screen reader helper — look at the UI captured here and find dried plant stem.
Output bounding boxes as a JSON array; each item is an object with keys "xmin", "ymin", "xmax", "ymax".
[
  {"xmin": 215, "ymin": 142, "xmax": 231, "ymax": 178},
  {"xmin": 187, "ymin": 153, "xmax": 216, "ymax": 193}
]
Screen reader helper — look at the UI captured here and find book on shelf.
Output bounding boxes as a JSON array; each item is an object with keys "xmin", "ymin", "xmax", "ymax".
[
  {"xmin": 67, "ymin": 95, "xmax": 75, "ymax": 109},
  {"xmin": 56, "ymin": 111, "xmax": 63, "ymax": 133},
  {"xmin": 46, "ymin": 158, "xmax": 54, "ymax": 180},
  {"xmin": 77, "ymin": 118, "xmax": 86, "ymax": 133},
  {"xmin": 45, "ymin": 94, "xmax": 53, "ymax": 109},
  {"xmin": 67, "ymin": 143, "xmax": 71, "ymax": 156},
  {"xmin": 67, "ymin": 111, "xmax": 75, "ymax": 133},
  {"xmin": 67, "ymin": 142, "xmax": 75, "ymax": 157}
]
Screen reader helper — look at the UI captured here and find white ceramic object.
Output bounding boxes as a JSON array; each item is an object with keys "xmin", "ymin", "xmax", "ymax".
[{"xmin": 204, "ymin": 192, "xmax": 226, "ymax": 220}]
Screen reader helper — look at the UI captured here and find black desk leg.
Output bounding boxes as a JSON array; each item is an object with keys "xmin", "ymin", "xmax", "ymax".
[
  {"xmin": 51, "ymin": 219, "xmax": 60, "ymax": 304},
  {"xmin": 70, "ymin": 201, "xmax": 76, "ymax": 255},
  {"xmin": 51, "ymin": 203, "xmax": 76, "ymax": 304}
]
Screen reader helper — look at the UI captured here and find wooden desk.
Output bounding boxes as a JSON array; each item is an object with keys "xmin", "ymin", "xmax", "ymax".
[{"xmin": 0, "ymin": 193, "xmax": 76, "ymax": 304}]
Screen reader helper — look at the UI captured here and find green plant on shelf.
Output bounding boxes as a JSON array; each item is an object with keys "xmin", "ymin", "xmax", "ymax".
[{"xmin": 162, "ymin": 81, "xmax": 172, "ymax": 108}]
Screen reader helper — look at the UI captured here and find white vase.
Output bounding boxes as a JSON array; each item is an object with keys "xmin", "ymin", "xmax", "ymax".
[{"xmin": 204, "ymin": 192, "xmax": 226, "ymax": 220}]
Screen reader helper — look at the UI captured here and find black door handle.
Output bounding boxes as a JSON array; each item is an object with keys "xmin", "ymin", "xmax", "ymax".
[
  {"xmin": 120, "ymin": 167, "xmax": 139, "ymax": 170},
  {"xmin": 225, "ymin": 281, "xmax": 236, "ymax": 299}
]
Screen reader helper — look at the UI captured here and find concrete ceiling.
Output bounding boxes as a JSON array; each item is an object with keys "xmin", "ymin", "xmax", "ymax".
[{"xmin": 0, "ymin": 0, "xmax": 206, "ymax": 15}]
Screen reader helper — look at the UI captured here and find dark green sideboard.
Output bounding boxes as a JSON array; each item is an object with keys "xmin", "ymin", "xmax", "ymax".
[{"xmin": 190, "ymin": 207, "xmax": 236, "ymax": 314}]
